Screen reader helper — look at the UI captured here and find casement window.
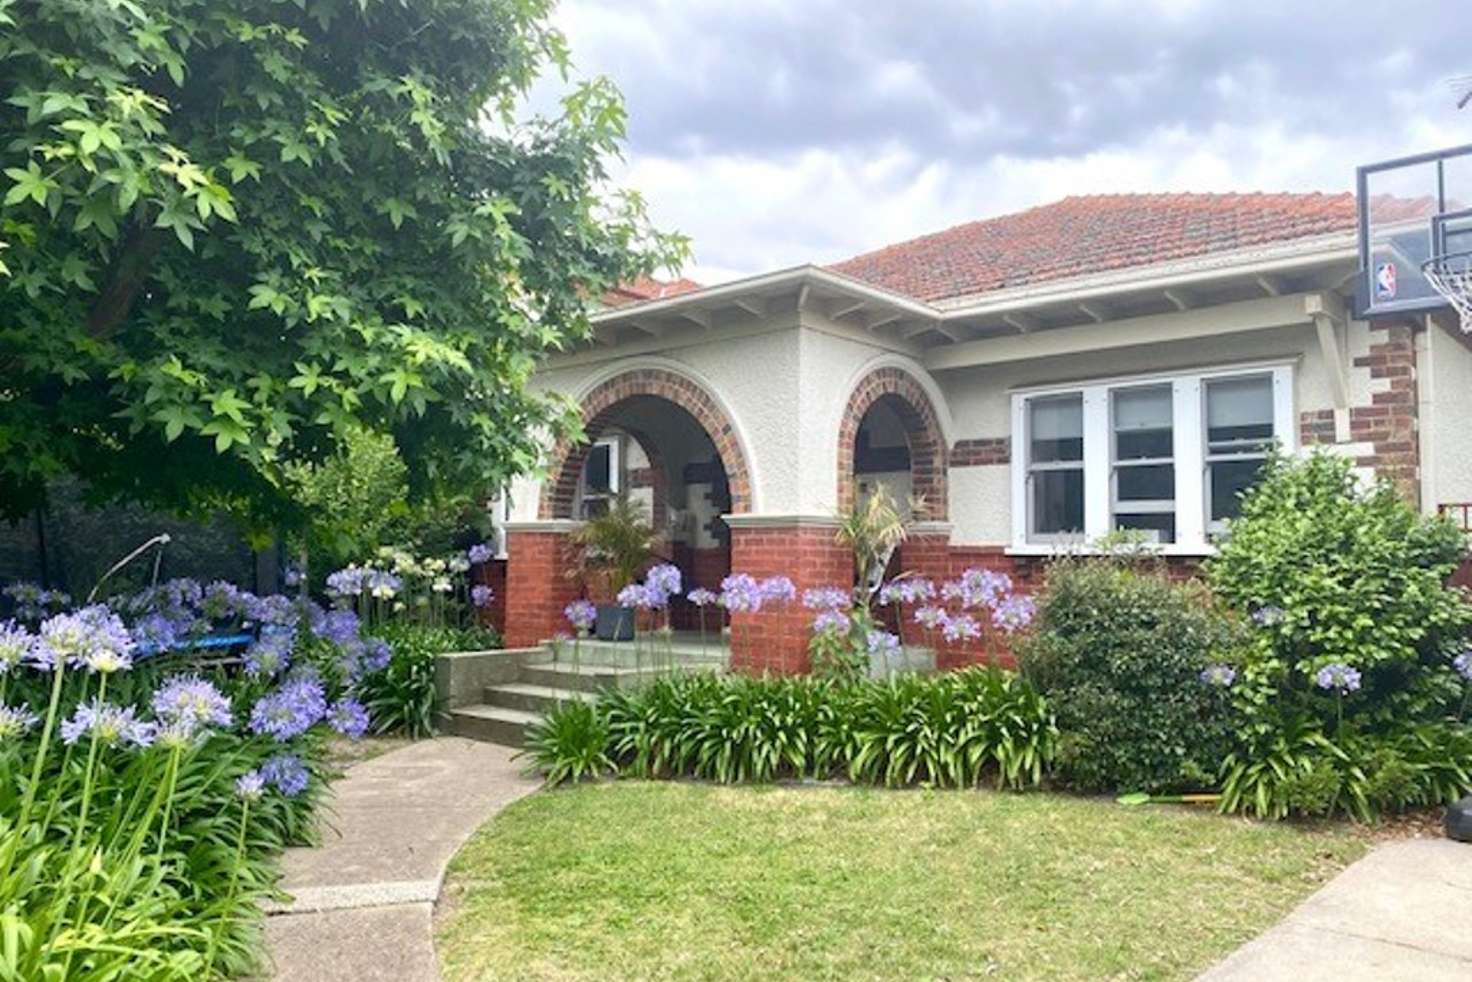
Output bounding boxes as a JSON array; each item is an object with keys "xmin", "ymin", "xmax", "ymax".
[
  {"xmin": 578, "ymin": 435, "xmax": 622, "ymax": 518},
  {"xmin": 1011, "ymin": 364, "xmax": 1293, "ymax": 552}
]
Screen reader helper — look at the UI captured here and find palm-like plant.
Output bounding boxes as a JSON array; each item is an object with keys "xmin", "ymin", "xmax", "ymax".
[
  {"xmin": 569, "ymin": 494, "xmax": 656, "ymax": 596},
  {"xmin": 834, "ymin": 483, "xmax": 923, "ymax": 609}
]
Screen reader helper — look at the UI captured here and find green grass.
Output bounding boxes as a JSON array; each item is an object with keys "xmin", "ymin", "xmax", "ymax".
[{"xmin": 434, "ymin": 782, "xmax": 1366, "ymax": 981}]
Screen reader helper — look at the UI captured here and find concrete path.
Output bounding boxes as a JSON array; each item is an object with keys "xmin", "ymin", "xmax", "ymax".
[
  {"xmin": 1199, "ymin": 838, "xmax": 1472, "ymax": 981},
  {"xmin": 262, "ymin": 737, "xmax": 539, "ymax": 981}
]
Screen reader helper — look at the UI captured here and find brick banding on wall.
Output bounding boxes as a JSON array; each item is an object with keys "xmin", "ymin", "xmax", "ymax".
[
  {"xmin": 539, "ymin": 369, "xmax": 753, "ymax": 520},
  {"xmin": 1350, "ymin": 323, "xmax": 1420, "ymax": 498},
  {"xmin": 950, "ymin": 437, "xmax": 1010, "ymax": 467},
  {"xmin": 837, "ymin": 367, "xmax": 949, "ymax": 520}
]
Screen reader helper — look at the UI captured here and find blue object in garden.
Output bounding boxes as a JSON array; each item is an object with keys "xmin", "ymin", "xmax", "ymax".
[{"xmin": 135, "ymin": 632, "xmax": 254, "ymax": 658}]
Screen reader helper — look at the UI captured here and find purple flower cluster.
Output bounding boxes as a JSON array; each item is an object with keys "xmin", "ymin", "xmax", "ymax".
[
  {"xmin": 36, "ymin": 606, "xmax": 134, "ymax": 674},
  {"xmin": 1453, "ymin": 650, "xmax": 1472, "ymax": 682},
  {"xmin": 151, "ymin": 675, "xmax": 233, "ymax": 734},
  {"xmin": 471, "ymin": 585, "xmax": 494, "ymax": 608},
  {"xmin": 244, "ymin": 593, "xmax": 301, "ymax": 630},
  {"xmin": 811, "ymin": 609, "xmax": 851, "ymax": 635},
  {"xmin": 718, "ymin": 574, "xmax": 763, "ymax": 613},
  {"xmin": 990, "ymin": 594, "xmax": 1036, "ymax": 634},
  {"xmin": 200, "ymin": 580, "xmax": 250, "ymax": 623},
  {"xmin": 1252, "ymin": 605, "xmax": 1286, "ymax": 628},
  {"xmin": 313, "ymin": 608, "xmax": 362, "ymax": 647},
  {"xmin": 60, "ymin": 699, "xmax": 155, "ymax": 748},
  {"xmin": 1200, "ymin": 663, "xmax": 1237, "ymax": 687},
  {"xmin": 647, "ymin": 563, "xmax": 682, "ymax": 599},
  {"xmin": 941, "ymin": 568, "xmax": 1013, "ymax": 610},
  {"xmin": 244, "ymin": 628, "xmax": 294, "ymax": 679},
  {"xmin": 0, "ymin": 704, "xmax": 40, "ymax": 739},
  {"xmin": 467, "ymin": 543, "xmax": 495, "ymax": 565},
  {"xmin": 249, "ymin": 675, "xmax": 328, "ymax": 742},
  {"xmin": 686, "ymin": 588, "xmax": 719, "ymax": 607},
  {"xmin": 564, "ymin": 599, "xmax": 598, "ymax": 633},
  {"xmin": 235, "ymin": 770, "xmax": 266, "ymax": 801},
  {"xmin": 1315, "ymin": 662, "xmax": 1362, "ymax": 693},
  {"xmin": 3, "ymin": 582, "xmax": 71, "ymax": 622},
  {"xmin": 131, "ymin": 612, "xmax": 179, "ymax": 653},
  {"xmin": 327, "ymin": 698, "xmax": 370, "ymax": 739},
  {"xmin": 801, "ymin": 587, "xmax": 850, "ymax": 612},
  {"xmin": 759, "ymin": 576, "xmax": 796, "ymax": 604},
  {"xmin": 941, "ymin": 613, "xmax": 981, "ymax": 643},
  {"xmin": 878, "ymin": 577, "xmax": 936, "ymax": 606},
  {"xmin": 361, "ymin": 636, "xmax": 392, "ymax": 674},
  {"xmin": 261, "ymin": 753, "xmax": 309, "ymax": 797},
  {"xmin": 0, "ymin": 620, "xmax": 31, "ymax": 674},
  {"xmin": 866, "ymin": 630, "xmax": 902, "ymax": 662},
  {"xmin": 913, "ymin": 605, "xmax": 948, "ymax": 630}
]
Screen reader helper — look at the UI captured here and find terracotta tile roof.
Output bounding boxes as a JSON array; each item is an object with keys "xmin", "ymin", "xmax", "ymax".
[
  {"xmin": 828, "ymin": 192, "xmax": 1359, "ymax": 304},
  {"xmin": 601, "ymin": 276, "xmax": 703, "ymax": 308}
]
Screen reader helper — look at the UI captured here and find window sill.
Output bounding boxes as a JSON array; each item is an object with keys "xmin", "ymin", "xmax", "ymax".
[{"xmin": 1005, "ymin": 543, "xmax": 1218, "ymax": 559}]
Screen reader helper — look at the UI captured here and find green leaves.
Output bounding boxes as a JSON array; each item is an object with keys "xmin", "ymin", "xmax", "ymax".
[{"xmin": 3, "ymin": 161, "xmax": 53, "ymax": 206}]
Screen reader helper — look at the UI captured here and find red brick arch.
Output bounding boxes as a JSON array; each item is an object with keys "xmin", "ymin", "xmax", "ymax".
[
  {"xmin": 837, "ymin": 366, "xmax": 949, "ymax": 520},
  {"xmin": 539, "ymin": 368, "xmax": 753, "ymax": 519}
]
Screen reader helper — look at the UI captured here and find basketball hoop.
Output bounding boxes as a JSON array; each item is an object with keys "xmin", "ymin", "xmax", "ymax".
[{"xmin": 1423, "ymin": 251, "xmax": 1472, "ymax": 333}]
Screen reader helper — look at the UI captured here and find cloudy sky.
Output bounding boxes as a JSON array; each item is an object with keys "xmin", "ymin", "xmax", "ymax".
[{"xmin": 543, "ymin": 0, "xmax": 1472, "ymax": 284}]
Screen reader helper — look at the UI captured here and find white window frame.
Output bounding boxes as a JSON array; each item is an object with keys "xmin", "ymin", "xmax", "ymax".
[
  {"xmin": 1009, "ymin": 361, "xmax": 1295, "ymax": 554},
  {"xmin": 577, "ymin": 435, "xmax": 623, "ymax": 517},
  {"xmin": 1023, "ymin": 393, "xmax": 1087, "ymax": 544},
  {"xmin": 491, "ymin": 493, "xmax": 511, "ymax": 559}
]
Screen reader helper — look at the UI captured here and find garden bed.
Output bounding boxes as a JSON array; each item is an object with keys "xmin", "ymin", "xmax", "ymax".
[{"xmin": 435, "ymin": 782, "xmax": 1366, "ymax": 981}]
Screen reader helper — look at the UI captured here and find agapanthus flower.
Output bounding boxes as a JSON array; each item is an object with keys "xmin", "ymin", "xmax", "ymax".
[
  {"xmin": 60, "ymin": 699, "xmax": 156, "ymax": 748},
  {"xmin": 959, "ymin": 568, "xmax": 1013, "ymax": 609},
  {"xmin": 718, "ymin": 574, "xmax": 763, "ymax": 613},
  {"xmin": 941, "ymin": 613, "xmax": 982, "ymax": 643},
  {"xmin": 0, "ymin": 704, "xmax": 40, "ymax": 740},
  {"xmin": 686, "ymin": 588, "xmax": 719, "ymax": 607},
  {"xmin": 564, "ymin": 599, "xmax": 598, "ymax": 632},
  {"xmin": 448, "ymin": 555, "xmax": 472, "ymax": 574},
  {"xmin": 38, "ymin": 606, "xmax": 134, "ymax": 674},
  {"xmin": 801, "ymin": 587, "xmax": 850, "ymax": 611},
  {"xmin": 991, "ymin": 594, "xmax": 1036, "ymax": 634},
  {"xmin": 361, "ymin": 637, "xmax": 392, "ymax": 674},
  {"xmin": 759, "ymin": 576, "xmax": 796, "ymax": 604},
  {"xmin": 811, "ymin": 609, "xmax": 851, "ymax": 635},
  {"xmin": 471, "ymin": 585, "xmax": 494, "ymax": 608},
  {"xmin": 913, "ymin": 605, "xmax": 949, "ymax": 630},
  {"xmin": 1252, "ymin": 605, "xmax": 1286, "ymax": 628},
  {"xmin": 200, "ymin": 581, "xmax": 248, "ymax": 622},
  {"xmin": 244, "ymin": 628, "xmax": 294, "ymax": 679},
  {"xmin": 152, "ymin": 675, "xmax": 233, "ymax": 730},
  {"xmin": 244, "ymin": 593, "xmax": 300, "ymax": 630},
  {"xmin": 236, "ymin": 770, "xmax": 266, "ymax": 801},
  {"xmin": 261, "ymin": 753, "xmax": 309, "ymax": 797},
  {"xmin": 0, "ymin": 621, "xmax": 32, "ymax": 674},
  {"xmin": 617, "ymin": 583, "xmax": 651, "ymax": 609},
  {"xmin": 327, "ymin": 698, "xmax": 370, "ymax": 739},
  {"xmin": 646, "ymin": 563, "xmax": 683, "ymax": 600},
  {"xmin": 326, "ymin": 565, "xmax": 369, "ymax": 599},
  {"xmin": 1455, "ymin": 651, "xmax": 1472, "ymax": 682},
  {"xmin": 283, "ymin": 565, "xmax": 305, "ymax": 588},
  {"xmin": 467, "ymin": 543, "xmax": 495, "ymax": 565},
  {"xmin": 1315, "ymin": 662, "xmax": 1362, "ymax": 693},
  {"xmin": 879, "ymin": 578, "xmax": 934, "ymax": 606},
  {"xmin": 131, "ymin": 612, "xmax": 179, "ymax": 653},
  {"xmin": 248, "ymin": 676, "xmax": 328, "ymax": 742},
  {"xmin": 866, "ymin": 630, "xmax": 902, "ymax": 661},
  {"xmin": 431, "ymin": 576, "xmax": 453, "ymax": 594},
  {"xmin": 366, "ymin": 570, "xmax": 402, "ymax": 600},
  {"xmin": 313, "ymin": 608, "xmax": 361, "ymax": 647},
  {"xmin": 1200, "ymin": 663, "xmax": 1237, "ymax": 687}
]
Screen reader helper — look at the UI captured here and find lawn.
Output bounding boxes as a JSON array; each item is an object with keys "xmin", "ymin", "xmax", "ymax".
[{"xmin": 434, "ymin": 781, "xmax": 1365, "ymax": 981}]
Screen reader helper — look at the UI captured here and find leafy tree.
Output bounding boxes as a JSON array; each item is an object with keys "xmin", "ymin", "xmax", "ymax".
[{"xmin": 0, "ymin": 0, "xmax": 686, "ymax": 529}]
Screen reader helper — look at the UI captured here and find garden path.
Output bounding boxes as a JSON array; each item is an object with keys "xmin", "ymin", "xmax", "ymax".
[
  {"xmin": 262, "ymin": 736, "xmax": 538, "ymax": 981},
  {"xmin": 1199, "ymin": 837, "xmax": 1472, "ymax": 980}
]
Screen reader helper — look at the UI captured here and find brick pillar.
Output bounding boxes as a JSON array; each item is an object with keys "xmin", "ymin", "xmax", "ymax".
[
  {"xmin": 473, "ymin": 558, "xmax": 508, "ymax": 635},
  {"xmin": 503, "ymin": 521, "xmax": 581, "ymax": 649},
  {"xmin": 726, "ymin": 517, "xmax": 852, "ymax": 674}
]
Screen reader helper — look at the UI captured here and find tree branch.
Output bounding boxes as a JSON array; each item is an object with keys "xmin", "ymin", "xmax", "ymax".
[{"xmin": 87, "ymin": 227, "xmax": 166, "ymax": 338}]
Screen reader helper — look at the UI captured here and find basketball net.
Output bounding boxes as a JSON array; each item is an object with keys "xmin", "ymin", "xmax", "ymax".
[{"xmin": 1423, "ymin": 252, "xmax": 1472, "ymax": 333}]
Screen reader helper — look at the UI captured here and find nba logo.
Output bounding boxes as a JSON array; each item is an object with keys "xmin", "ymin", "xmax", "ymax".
[{"xmin": 1375, "ymin": 261, "xmax": 1397, "ymax": 300}]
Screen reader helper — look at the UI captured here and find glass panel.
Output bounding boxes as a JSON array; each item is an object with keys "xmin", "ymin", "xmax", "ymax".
[
  {"xmin": 1117, "ymin": 464, "xmax": 1175, "ymax": 502},
  {"xmin": 1033, "ymin": 469, "xmax": 1084, "ymax": 536},
  {"xmin": 1114, "ymin": 386, "xmax": 1172, "ymax": 460},
  {"xmin": 1030, "ymin": 394, "xmax": 1083, "ymax": 463},
  {"xmin": 1209, "ymin": 458, "xmax": 1267, "ymax": 522},
  {"xmin": 584, "ymin": 444, "xmax": 612, "ymax": 492},
  {"xmin": 1206, "ymin": 376, "xmax": 1273, "ymax": 452},
  {"xmin": 1115, "ymin": 512, "xmax": 1176, "ymax": 544}
]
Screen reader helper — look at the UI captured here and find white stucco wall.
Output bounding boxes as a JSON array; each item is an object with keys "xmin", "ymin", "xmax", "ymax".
[{"xmin": 1424, "ymin": 323, "xmax": 1472, "ymax": 513}]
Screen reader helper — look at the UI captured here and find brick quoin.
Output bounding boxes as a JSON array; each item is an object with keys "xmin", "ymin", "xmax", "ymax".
[
  {"xmin": 728, "ymin": 524, "xmax": 852, "ymax": 674},
  {"xmin": 950, "ymin": 437, "xmax": 1010, "ymax": 467},
  {"xmin": 837, "ymin": 367, "xmax": 949, "ymax": 520}
]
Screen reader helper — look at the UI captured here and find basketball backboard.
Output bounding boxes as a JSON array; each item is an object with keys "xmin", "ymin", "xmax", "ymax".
[{"xmin": 1355, "ymin": 143, "xmax": 1472, "ymax": 319}]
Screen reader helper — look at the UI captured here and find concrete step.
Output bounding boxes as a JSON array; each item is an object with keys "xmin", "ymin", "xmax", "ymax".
[
  {"xmin": 483, "ymin": 682, "xmax": 594, "ymax": 714},
  {"xmin": 445, "ymin": 704, "xmax": 539, "ymax": 748},
  {"xmin": 518, "ymin": 660, "xmax": 720, "ymax": 693}
]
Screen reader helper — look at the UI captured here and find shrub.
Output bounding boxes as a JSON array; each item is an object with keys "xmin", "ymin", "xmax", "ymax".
[
  {"xmin": 519, "ymin": 698, "xmax": 615, "ymax": 787},
  {"xmin": 1016, "ymin": 557, "xmax": 1243, "ymax": 794},
  {"xmin": 1207, "ymin": 451, "xmax": 1472, "ymax": 819},
  {"xmin": 523, "ymin": 667, "xmax": 1056, "ymax": 791},
  {"xmin": 359, "ymin": 623, "xmax": 497, "ymax": 738}
]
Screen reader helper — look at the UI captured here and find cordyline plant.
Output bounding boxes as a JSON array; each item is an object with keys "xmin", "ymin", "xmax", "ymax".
[{"xmin": 0, "ymin": 0, "xmax": 688, "ymax": 530}]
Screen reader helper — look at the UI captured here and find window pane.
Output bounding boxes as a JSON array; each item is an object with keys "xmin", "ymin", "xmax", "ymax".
[
  {"xmin": 584, "ymin": 444, "xmax": 612, "ymax": 492},
  {"xmin": 1030, "ymin": 395, "xmax": 1083, "ymax": 463},
  {"xmin": 1115, "ymin": 512, "xmax": 1176, "ymax": 544},
  {"xmin": 1114, "ymin": 386, "xmax": 1173, "ymax": 460},
  {"xmin": 1209, "ymin": 458, "xmax": 1267, "ymax": 522},
  {"xmin": 1206, "ymin": 376, "xmax": 1273, "ymax": 452},
  {"xmin": 1117, "ymin": 464, "xmax": 1175, "ymax": 502},
  {"xmin": 1033, "ymin": 469, "xmax": 1084, "ymax": 535}
]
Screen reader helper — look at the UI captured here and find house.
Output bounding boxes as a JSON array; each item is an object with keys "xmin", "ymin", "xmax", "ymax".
[{"xmin": 497, "ymin": 190, "xmax": 1472, "ymax": 672}]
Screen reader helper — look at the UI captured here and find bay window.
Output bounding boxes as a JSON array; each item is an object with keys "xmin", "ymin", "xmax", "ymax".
[{"xmin": 1011, "ymin": 364, "xmax": 1293, "ymax": 551}]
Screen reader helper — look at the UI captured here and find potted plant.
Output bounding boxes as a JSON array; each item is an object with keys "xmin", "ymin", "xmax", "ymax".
[{"xmin": 568, "ymin": 494, "xmax": 655, "ymax": 641}]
